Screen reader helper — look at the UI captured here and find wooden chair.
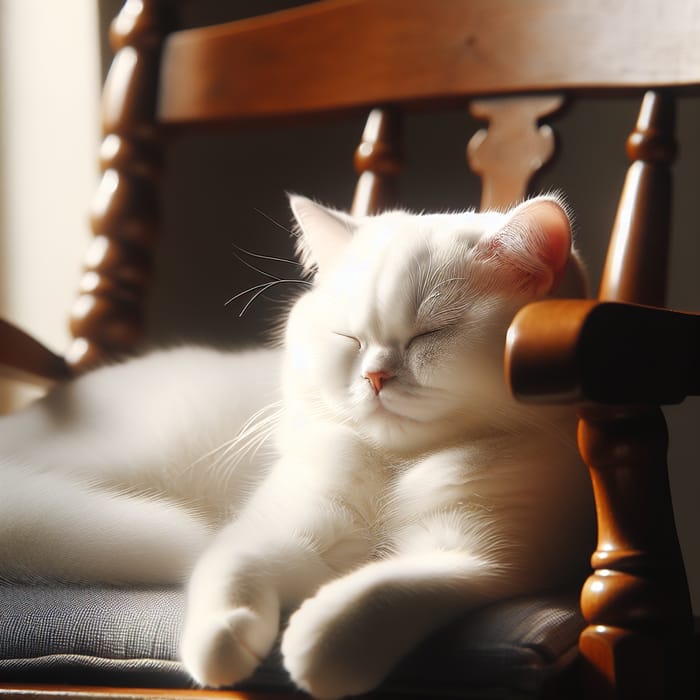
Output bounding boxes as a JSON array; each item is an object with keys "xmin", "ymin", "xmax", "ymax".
[{"xmin": 1, "ymin": 0, "xmax": 699, "ymax": 698}]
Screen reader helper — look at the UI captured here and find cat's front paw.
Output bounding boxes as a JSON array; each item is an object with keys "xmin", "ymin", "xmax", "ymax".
[
  {"xmin": 180, "ymin": 607, "xmax": 276, "ymax": 688},
  {"xmin": 281, "ymin": 576, "xmax": 392, "ymax": 700}
]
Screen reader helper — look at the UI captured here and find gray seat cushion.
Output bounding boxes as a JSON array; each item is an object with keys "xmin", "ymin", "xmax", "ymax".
[{"xmin": 0, "ymin": 584, "xmax": 583, "ymax": 697}]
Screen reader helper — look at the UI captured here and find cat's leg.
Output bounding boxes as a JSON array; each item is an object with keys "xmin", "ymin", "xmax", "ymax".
[
  {"xmin": 281, "ymin": 544, "xmax": 516, "ymax": 699},
  {"xmin": 0, "ymin": 347, "xmax": 281, "ymax": 584},
  {"xmin": 180, "ymin": 524, "xmax": 323, "ymax": 688},
  {"xmin": 180, "ymin": 450, "xmax": 374, "ymax": 689},
  {"xmin": 0, "ymin": 463, "xmax": 211, "ymax": 583}
]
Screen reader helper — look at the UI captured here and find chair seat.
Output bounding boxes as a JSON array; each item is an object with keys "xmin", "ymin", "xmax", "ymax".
[{"xmin": 0, "ymin": 584, "xmax": 583, "ymax": 697}]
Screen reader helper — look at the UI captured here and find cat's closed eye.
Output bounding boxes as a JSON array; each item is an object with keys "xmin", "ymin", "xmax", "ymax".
[
  {"xmin": 332, "ymin": 332, "xmax": 362, "ymax": 350},
  {"xmin": 406, "ymin": 327, "xmax": 448, "ymax": 349}
]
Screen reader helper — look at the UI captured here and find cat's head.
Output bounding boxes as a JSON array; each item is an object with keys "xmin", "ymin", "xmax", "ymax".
[{"xmin": 283, "ymin": 195, "xmax": 585, "ymax": 454}]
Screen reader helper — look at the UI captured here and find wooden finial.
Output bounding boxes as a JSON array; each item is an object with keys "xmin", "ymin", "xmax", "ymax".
[{"xmin": 599, "ymin": 91, "xmax": 676, "ymax": 305}]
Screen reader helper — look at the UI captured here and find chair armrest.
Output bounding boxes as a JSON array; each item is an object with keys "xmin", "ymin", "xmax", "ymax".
[
  {"xmin": 505, "ymin": 299, "xmax": 700, "ymax": 405},
  {"xmin": 0, "ymin": 319, "xmax": 72, "ymax": 385}
]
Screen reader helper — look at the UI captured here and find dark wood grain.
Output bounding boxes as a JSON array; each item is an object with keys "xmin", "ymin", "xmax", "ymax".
[{"xmin": 158, "ymin": 0, "xmax": 700, "ymax": 126}]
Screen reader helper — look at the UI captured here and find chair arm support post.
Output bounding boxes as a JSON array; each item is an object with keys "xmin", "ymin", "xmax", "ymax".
[
  {"xmin": 577, "ymin": 405, "xmax": 694, "ymax": 699},
  {"xmin": 506, "ymin": 298, "xmax": 699, "ymax": 697}
]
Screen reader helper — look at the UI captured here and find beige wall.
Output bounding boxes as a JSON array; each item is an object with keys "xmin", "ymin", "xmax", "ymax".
[{"xmin": 0, "ymin": 0, "xmax": 100, "ymax": 409}]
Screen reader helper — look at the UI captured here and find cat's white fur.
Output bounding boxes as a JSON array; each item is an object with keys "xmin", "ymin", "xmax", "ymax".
[{"xmin": 0, "ymin": 196, "xmax": 592, "ymax": 699}]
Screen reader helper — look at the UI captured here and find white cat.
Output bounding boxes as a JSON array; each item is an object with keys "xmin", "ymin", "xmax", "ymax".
[{"xmin": 0, "ymin": 195, "xmax": 592, "ymax": 699}]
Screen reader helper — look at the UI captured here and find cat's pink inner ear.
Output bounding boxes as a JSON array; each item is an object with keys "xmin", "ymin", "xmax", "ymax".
[
  {"xmin": 485, "ymin": 198, "xmax": 573, "ymax": 297},
  {"xmin": 526, "ymin": 199, "xmax": 572, "ymax": 291},
  {"xmin": 289, "ymin": 195, "xmax": 355, "ymax": 274}
]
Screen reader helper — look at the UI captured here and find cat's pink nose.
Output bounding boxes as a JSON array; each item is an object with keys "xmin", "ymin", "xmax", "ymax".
[{"xmin": 364, "ymin": 369, "xmax": 394, "ymax": 395}]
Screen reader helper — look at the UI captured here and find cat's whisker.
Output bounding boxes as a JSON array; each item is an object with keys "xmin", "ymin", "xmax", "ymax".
[
  {"xmin": 187, "ymin": 402, "xmax": 283, "ymax": 484},
  {"xmin": 211, "ymin": 416, "xmax": 280, "ymax": 497},
  {"xmin": 224, "ymin": 282, "xmax": 276, "ymax": 307},
  {"xmin": 222, "ymin": 418, "xmax": 276, "ymax": 466},
  {"xmin": 225, "ymin": 279, "xmax": 312, "ymax": 317},
  {"xmin": 253, "ymin": 207, "xmax": 295, "ymax": 236},
  {"xmin": 234, "ymin": 243, "xmax": 300, "ymax": 267},
  {"xmin": 185, "ymin": 439, "xmax": 238, "ymax": 477},
  {"xmin": 223, "ymin": 413, "xmax": 280, "ymax": 466},
  {"xmin": 232, "ymin": 248, "xmax": 283, "ymax": 282}
]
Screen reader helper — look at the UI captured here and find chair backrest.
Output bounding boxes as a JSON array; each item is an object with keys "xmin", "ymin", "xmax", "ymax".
[
  {"xmin": 75, "ymin": 0, "xmax": 700, "ymax": 367},
  {"xmin": 60, "ymin": 0, "xmax": 700, "ymax": 696}
]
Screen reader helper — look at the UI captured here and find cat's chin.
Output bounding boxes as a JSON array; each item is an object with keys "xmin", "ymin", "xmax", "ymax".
[
  {"xmin": 371, "ymin": 388, "xmax": 456, "ymax": 426},
  {"xmin": 354, "ymin": 401, "xmax": 455, "ymax": 455}
]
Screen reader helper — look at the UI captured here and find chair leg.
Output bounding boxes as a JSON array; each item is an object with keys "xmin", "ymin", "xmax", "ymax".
[{"xmin": 577, "ymin": 405, "xmax": 695, "ymax": 699}]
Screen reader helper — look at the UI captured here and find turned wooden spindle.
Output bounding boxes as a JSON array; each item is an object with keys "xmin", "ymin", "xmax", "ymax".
[
  {"xmin": 578, "ymin": 406, "xmax": 693, "ymax": 699},
  {"xmin": 600, "ymin": 91, "xmax": 676, "ymax": 306},
  {"xmin": 577, "ymin": 91, "xmax": 693, "ymax": 698},
  {"xmin": 67, "ymin": 0, "xmax": 171, "ymax": 371},
  {"xmin": 467, "ymin": 95, "xmax": 564, "ymax": 210},
  {"xmin": 351, "ymin": 107, "xmax": 402, "ymax": 216}
]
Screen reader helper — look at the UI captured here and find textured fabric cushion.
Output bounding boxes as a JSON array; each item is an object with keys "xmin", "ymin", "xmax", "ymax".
[
  {"xmin": 0, "ymin": 583, "xmax": 583, "ymax": 697},
  {"xmin": 0, "ymin": 586, "xmax": 192, "ymax": 688}
]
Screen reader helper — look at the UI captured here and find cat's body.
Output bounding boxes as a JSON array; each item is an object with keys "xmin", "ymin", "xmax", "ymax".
[{"xmin": 0, "ymin": 196, "xmax": 592, "ymax": 699}]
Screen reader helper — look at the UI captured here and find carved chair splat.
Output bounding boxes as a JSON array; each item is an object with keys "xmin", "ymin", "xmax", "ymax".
[{"xmin": 467, "ymin": 95, "xmax": 565, "ymax": 211}]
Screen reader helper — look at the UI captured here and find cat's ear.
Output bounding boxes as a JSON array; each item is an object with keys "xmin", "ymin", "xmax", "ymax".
[
  {"xmin": 289, "ymin": 195, "xmax": 357, "ymax": 275},
  {"xmin": 475, "ymin": 197, "xmax": 573, "ymax": 297}
]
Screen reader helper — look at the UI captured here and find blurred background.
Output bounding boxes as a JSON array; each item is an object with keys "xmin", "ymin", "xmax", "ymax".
[{"xmin": 0, "ymin": 0, "xmax": 698, "ymax": 609}]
